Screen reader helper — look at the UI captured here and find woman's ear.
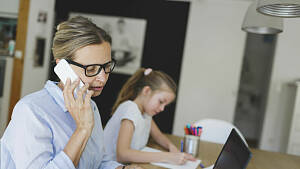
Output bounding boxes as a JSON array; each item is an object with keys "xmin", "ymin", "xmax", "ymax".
[{"xmin": 55, "ymin": 59, "xmax": 60, "ymax": 64}]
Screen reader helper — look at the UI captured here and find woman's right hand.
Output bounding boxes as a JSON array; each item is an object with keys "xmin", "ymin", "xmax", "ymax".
[
  {"xmin": 165, "ymin": 152, "xmax": 196, "ymax": 165},
  {"xmin": 63, "ymin": 78, "xmax": 95, "ymax": 133}
]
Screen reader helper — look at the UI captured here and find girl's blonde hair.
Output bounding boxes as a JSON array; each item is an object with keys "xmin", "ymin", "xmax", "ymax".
[
  {"xmin": 112, "ymin": 68, "xmax": 177, "ymax": 114},
  {"xmin": 52, "ymin": 16, "xmax": 111, "ymax": 60}
]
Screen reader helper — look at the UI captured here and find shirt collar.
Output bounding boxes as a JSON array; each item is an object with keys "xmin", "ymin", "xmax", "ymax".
[{"xmin": 44, "ymin": 80, "xmax": 68, "ymax": 112}]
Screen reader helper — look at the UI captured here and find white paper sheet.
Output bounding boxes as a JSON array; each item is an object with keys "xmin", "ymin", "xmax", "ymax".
[
  {"xmin": 203, "ymin": 165, "xmax": 214, "ymax": 169},
  {"xmin": 141, "ymin": 146, "xmax": 201, "ymax": 169}
]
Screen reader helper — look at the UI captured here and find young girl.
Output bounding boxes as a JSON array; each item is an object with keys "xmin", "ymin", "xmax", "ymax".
[{"xmin": 104, "ymin": 68, "xmax": 195, "ymax": 165}]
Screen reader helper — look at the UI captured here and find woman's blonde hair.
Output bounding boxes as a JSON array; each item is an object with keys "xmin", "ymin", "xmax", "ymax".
[
  {"xmin": 52, "ymin": 16, "xmax": 111, "ymax": 60},
  {"xmin": 111, "ymin": 68, "xmax": 177, "ymax": 114}
]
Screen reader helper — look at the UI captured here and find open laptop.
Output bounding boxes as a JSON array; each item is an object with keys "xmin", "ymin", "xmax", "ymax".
[{"xmin": 212, "ymin": 128, "xmax": 252, "ymax": 169}]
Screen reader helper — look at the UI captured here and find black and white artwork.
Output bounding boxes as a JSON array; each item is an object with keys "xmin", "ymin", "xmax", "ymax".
[{"xmin": 70, "ymin": 13, "xmax": 147, "ymax": 75}]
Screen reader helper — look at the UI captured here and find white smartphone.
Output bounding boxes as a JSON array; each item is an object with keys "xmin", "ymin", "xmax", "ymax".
[{"xmin": 54, "ymin": 59, "xmax": 85, "ymax": 96}]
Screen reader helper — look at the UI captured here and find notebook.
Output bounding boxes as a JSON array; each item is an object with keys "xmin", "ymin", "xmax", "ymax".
[
  {"xmin": 211, "ymin": 128, "xmax": 252, "ymax": 169},
  {"xmin": 141, "ymin": 146, "xmax": 201, "ymax": 169}
]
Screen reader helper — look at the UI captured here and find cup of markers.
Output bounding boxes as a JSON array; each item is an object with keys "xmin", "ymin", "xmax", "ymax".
[{"xmin": 182, "ymin": 124, "xmax": 202, "ymax": 157}]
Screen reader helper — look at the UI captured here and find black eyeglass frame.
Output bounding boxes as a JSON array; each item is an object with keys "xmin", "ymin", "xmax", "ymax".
[{"xmin": 66, "ymin": 59, "xmax": 116, "ymax": 77}]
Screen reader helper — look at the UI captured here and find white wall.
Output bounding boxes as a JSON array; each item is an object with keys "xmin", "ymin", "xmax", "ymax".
[
  {"xmin": 260, "ymin": 18, "xmax": 300, "ymax": 153},
  {"xmin": 21, "ymin": 0, "xmax": 55, "ymax": 97},
  {"xmin": 173, "ymin": 0, "xmax": 249, "ymax": 136},
  {"xmin": 173, "ymin": 0, "xmax": 300, "ymax": 153}
]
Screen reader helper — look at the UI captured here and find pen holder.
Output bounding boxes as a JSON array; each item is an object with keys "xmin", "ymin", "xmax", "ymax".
[{"xmin": 183, "ymin": 134, "xmax": 200, "ymax": 157}]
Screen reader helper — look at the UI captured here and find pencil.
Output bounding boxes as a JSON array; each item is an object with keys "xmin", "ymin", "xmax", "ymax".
[{"xmin": 180, "ymin": 139, "xmax": 184, "ymax": 152}]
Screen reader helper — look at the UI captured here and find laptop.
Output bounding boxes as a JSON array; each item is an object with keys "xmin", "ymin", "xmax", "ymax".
[{"xmin": 212, "ymin": 128, "xmax": 252, "ymax": 169}]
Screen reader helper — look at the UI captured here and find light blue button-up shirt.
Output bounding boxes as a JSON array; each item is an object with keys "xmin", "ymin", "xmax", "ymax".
[{"xmin": 0, "ymin": 80, "xmax": 120, "ymax": 169}]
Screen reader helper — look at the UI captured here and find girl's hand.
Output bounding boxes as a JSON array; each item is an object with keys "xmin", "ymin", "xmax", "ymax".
[
  {"xmin": 63, "ymin": 78, "xmax": 95, "ymax": 133},
  {"xmin": 166, "ymin": 152, "xmax": 196, "ymax": 165},
  {"xmin": 125, "ymin": 164, "xmax": 144, "ymax": 169},
  {"xmin": 169, "ymin": 144, "xmax": 180, "ymax": 153}
]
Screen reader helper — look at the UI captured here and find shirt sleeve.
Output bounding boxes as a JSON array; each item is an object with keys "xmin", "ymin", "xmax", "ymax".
[
  {"xmin": 0, "ymin": 101, "xmax": 76, "ymax": 169},
  {"xmin": 120, "ymin": 104, "xmax": 139, "ymax": 128}
]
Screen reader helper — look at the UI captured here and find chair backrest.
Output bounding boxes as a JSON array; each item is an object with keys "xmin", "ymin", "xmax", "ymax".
[{"xmin": 193, "ymin": 118, "xmax": 248, "ymax": 146}]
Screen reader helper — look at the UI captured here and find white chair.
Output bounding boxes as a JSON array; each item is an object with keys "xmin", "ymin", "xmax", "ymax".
[{"xmin": 193, "ymin": 118, "xmax": 248, "ymax": 146}]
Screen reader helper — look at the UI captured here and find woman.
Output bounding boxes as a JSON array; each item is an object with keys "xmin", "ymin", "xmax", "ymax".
[{"xmin": 0, "ymin": 16, "xmax": 141, "ymax": 169}]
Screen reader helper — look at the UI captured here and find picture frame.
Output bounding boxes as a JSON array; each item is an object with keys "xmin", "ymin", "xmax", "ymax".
[{"xmin": 69, "ymin": 13, "xmax": 147, "ymax": 75}]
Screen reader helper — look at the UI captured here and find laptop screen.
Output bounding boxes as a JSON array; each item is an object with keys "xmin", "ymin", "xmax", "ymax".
[{"xmin": 213, "ymin": 128, "xmax": 252, "ymax": 169}]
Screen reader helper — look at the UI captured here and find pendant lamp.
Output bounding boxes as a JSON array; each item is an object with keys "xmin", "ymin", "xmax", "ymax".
[
  {"xmin": 257, "ymin": 0, "xmax": 300, "ymax": 17},
  {"xmin": 242, "ymin": 1, "xmax": 283, "ymax": 34}
]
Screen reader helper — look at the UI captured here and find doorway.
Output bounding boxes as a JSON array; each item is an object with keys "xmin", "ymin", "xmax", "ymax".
[{"xmin": 234, "ymin": 33, "xmax": 277, "ymax": 148}]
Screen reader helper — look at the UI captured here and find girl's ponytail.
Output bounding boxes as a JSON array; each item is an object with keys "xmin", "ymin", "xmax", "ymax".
[{"xmin": 111, "ymin": 68, "xmax": 146, "ymax": 114}]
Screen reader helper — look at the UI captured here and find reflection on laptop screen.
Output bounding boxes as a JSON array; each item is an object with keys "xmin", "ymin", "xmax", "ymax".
[{"xmin": 213, "ymin": 129, "xmax": 252, "ymax": 169}]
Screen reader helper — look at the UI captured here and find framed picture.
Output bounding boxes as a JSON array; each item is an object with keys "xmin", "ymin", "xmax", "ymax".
[{"xmin": 69, "ymin": 13, "xmax": 147, "ymax": 75}]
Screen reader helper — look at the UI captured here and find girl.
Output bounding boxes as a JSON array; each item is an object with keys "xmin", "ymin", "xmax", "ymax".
[{"xmin": 104, "ymin": 68, "xmax": 195, "ymax": 165}]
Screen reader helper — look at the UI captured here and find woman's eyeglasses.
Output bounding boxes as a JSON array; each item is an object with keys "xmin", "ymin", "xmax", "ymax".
[{"xmin": 66, "ymin": 59, "xmax": 116, "ymax": 77}]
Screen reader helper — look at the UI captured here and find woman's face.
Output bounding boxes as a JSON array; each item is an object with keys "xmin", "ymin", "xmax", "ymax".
[{"xmin": 71, "ymin": 42, "xmax": 111, "ymax": 97}]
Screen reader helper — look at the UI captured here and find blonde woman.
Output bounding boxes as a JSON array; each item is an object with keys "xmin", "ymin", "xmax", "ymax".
[{"xmin": 0, "ymin": 16, "xmax": 141, "ymax": 169}]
